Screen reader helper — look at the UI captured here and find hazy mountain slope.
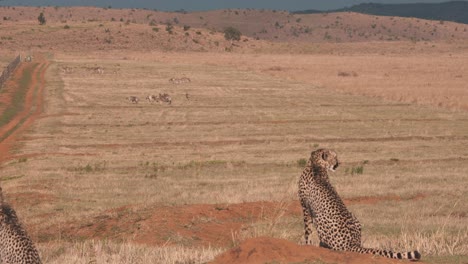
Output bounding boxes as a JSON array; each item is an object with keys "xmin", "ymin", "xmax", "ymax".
[
  {"xmin": 0, "ymin": 6, "xmax": 467, "ymax": 44},
  {"xmin": 294, "ymin": 1, "xmax": 468, "ymax": 25}
]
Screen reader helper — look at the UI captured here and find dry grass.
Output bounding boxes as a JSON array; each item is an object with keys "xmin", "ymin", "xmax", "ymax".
[
  {"xmin": 0, "ymin": 49, "xmax": 467, "ymax": 263},
  {"xmin": 116, "ymin": 47, "xmax": 468, "ymax": 111},
  {"xmin": 38, "ymin": 240, "xmax": 222, "ymax": 264}
]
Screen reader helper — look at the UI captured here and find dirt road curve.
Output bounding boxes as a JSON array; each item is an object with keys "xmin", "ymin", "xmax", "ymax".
[{"xmin": 0, "ymin": 54, "xmax": 49, "ymax": 164}]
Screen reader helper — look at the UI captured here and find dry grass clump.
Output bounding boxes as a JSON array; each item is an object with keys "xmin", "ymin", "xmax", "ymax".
[
  {"xmin": 337, "ymin": 71, "xmax": 358, "ymax": 77},
  {"xmin": 38, "ymin": 241, "xmax": 222, "ymax": 264}
]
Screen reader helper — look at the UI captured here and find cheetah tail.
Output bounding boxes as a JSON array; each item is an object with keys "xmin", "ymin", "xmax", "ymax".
[{"xmin": 349, "ymin": 246, "xmax": 421, "ymax": 261}]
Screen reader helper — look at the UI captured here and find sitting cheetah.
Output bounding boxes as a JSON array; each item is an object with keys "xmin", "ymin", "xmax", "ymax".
[
  {"xmin": 0, "ymin": 187, "xmax": 42, "ymax": 263},
  {"xmin": 298, "ymin": 149, "xmax": 421, "ymax": 261}
]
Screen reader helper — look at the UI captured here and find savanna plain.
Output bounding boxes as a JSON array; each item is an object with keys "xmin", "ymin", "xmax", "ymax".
[{"xmin": 0, "ymin": 9, "xmax": 468, "ymax": 264}]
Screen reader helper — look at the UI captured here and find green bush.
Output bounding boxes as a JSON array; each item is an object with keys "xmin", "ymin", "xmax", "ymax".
[
  {"xmin": 224, "ymin": 26, "xmax": 241, "ymax": 41},
  {"xmin": 297, "ymin": 158, "xmax": 307, "ymax": 168},
  {"xmin": 38, "ymin": 12, "xmax": 46, "ymax": 25}
]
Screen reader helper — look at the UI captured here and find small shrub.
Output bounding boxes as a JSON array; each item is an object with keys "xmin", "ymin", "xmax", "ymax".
[
  {"xmin": 337, "ymin": 71, "xmax": 358, "ymax": 77},
  {"xmin": 297, "ymin": 158, "xmax": 307, "ymax": 167},
  {"xmin": 64, "ymin": 25, "xmax": 70, "ymax": 29},
  {"xmin": 38, "ymin": 12, "xmax": 46, "ymax": 25},
  {"xmin": 166, "ymin": 24, "xmax": 174, "ymax": 34},
  {"xmin": 224, "ymin": 26, "xmax": 241, "ymax": 41},
  {"xmin": 18, "ymin": 157, "xmax": 28, "ymax": 163},
  {"xmin": 345, "ymin": 165, "xmax": 364, "ymax": 175},
  {"xmin": 152, "ymin": 27, "xmax": 159, "ymax": 32},
  {"xmin": 72, "ymin": 161, "xmax": 108, "ymax": 173},
  {"xmin": 183, "ymin": 25, "xmax": 190, "ymax": 31}
]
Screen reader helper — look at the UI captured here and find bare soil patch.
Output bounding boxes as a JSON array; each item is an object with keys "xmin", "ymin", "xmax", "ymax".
[
  {"xmin": 210, "ymin": 237, "xmax": 425, "ymax": 264},
  {"xmin": 48, "ymin": 194, "xmax": 427, "ymax": 248}
]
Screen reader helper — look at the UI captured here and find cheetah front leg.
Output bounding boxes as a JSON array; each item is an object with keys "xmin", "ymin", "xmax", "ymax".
[{"xmin": 300, "ymin": 199, "xmax": 315, "ymax": 245}]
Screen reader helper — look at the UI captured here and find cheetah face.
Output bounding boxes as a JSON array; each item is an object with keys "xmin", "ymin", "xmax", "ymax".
[{"xmin": 310, "ymin": 149, "xmax": 340, "ymax": 172}]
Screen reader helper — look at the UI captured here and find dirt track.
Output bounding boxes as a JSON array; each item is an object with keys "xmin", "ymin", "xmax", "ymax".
[{"xmin": 0, "ymin": 54, "xmax": 49, "ymax": 164}]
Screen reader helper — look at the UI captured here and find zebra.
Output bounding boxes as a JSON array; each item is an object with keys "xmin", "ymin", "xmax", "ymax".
[
  {"xmin": 146, "ymin": 95, "xmax": 159, "ymax": 103},
  {"xmin": 127, "ymin": 96, "xmax": 139, "ymax": 104},
  {"xmin": 94, "ymin": 67, "xmax": 104, "ymax": 74},
  {"xmin": 159, "ymin": 93, "xmax": 172, "ymax": 105}
]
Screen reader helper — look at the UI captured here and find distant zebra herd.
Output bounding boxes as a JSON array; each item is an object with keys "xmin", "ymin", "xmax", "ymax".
[
  {"xmin": 127, "ymin": 93, "xmax": 173, "ymax": 105},
  {"xmin": 127, "ymin": 77, "xmax": 192, "ymax": 105}
]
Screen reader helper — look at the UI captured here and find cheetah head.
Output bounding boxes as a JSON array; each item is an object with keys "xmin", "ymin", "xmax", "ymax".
[{"xmin": 309, "ymin": 149, "xmax": 340, "ymax": 172}]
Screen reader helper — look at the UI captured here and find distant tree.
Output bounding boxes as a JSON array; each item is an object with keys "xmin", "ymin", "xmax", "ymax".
[
  {"xmin": 165, "ymin": 24, "xmax": 174, "ymax": 34},
  {"xmin": 223, "ymin": 26, "xmax": 241, "ymax": 42},
  {"xmin": 38, "ymin": 12, "xmax": 46, "ymax": 25}
]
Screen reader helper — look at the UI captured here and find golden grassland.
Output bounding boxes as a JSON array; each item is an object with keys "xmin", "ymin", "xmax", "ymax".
[{"xmin": 0, "ymin": 49, "xmax": 467, "ymax": 263}]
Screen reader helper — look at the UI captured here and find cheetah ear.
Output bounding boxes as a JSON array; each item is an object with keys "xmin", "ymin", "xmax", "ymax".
[{"xmin": 322, "ymin": 152, "xmax": 329, "ymax": 160}]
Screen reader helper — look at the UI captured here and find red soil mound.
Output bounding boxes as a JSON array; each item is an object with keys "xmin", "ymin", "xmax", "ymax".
[
  {"xmin": 52, "ymin": 194, "xmax": 426, "ymax": 247},
  {"xmin": 210, "ymin": 237, "xmax": 422, "ymax": 264}
]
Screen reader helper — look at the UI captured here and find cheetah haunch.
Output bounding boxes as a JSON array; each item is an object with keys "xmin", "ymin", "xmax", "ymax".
[
  {"xmin": 0, "ymin": 187, "xmax": 42, "ymax": 264},
  {"xmin": 298, "ymin": 149, "xmax": 420, "ymax": 261}
]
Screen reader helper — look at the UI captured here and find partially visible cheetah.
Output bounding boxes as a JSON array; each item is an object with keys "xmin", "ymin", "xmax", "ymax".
[
  {"xmin": 0, "ymin": 187, "xmax": 42, "ymax": 263},
  {"xmin": 298, "ymin": 149, "xmax": 421, "ymax": 261}
]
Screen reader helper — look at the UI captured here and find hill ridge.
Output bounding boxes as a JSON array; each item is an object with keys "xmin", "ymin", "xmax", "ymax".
[{"xmin": 294, "ymin": 1, "xmax": 468, "ymax": 25}]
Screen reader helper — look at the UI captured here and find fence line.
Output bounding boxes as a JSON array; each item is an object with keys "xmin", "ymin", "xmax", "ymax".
[{"xmin": 0, "ymin": 54, "xmax": 22, "ymax": 89}]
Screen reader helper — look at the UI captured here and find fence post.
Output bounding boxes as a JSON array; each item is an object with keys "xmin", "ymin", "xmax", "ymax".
[{"xmin": 0, "ymin": 54, "xmax": 22, "ymax": 90}]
